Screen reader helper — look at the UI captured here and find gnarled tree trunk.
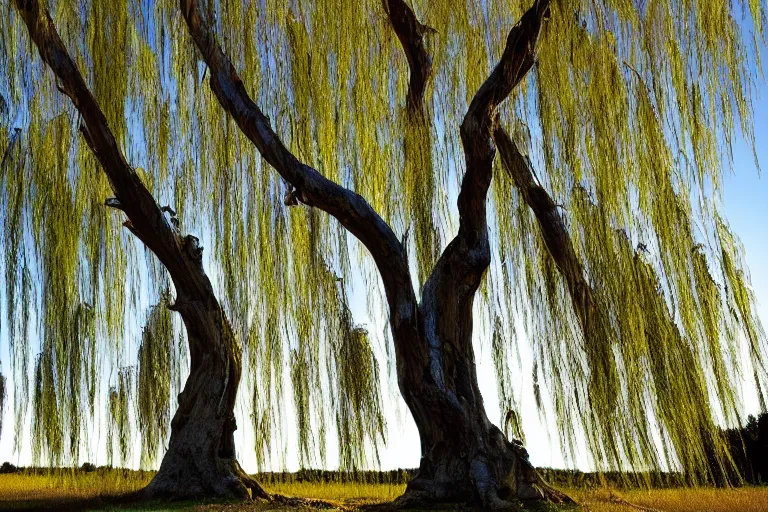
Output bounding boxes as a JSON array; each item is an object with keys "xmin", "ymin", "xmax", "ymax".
[
  {"xmin": 143, "ymin": 283, "xmax": 266, "ymax": 499},
  {"xmin": 181, "ymin": 0, "xmax": 570, "ymax": 507},
  {"xmin": 397, "ymin": 299, "xmax": 549, "ymax": 508},
  {"xmin": 14, "ymin": 0, "xmax": 267, "ymax": 500}
]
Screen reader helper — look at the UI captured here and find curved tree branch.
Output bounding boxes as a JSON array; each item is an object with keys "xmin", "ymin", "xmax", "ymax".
[
  {"xmin": 12, "ymin": 0, "xmax": 209, "ymax": 299},
  {"xmin": 383, "ymin": 0, "xmax": 432, "ymax": 108},
  {"xmin": 384, "ymin": 0, "xmax": 440, "ymax": 283},
  {"xmin": 179, "ymin": 0, "xmax": 420, "ymax": 350},
  {"xmin": 415, "ymin": 0, "xmax": 551, "ymax": 424},
  {"xmin": 430, "ymin": 0, "xmax": 550, "ymax": 285}
]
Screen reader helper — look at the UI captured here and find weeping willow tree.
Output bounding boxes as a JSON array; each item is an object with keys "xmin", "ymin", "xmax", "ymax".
[
  {"xmin": 3, "ymin": 0, "xmax": 768, "ymax": 508},
  {"xmin": 2, "ymin": 0, "xmax": 386, "ymax": 500}
]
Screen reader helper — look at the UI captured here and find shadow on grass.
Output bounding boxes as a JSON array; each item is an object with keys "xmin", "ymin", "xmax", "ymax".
[
  {"xmin": 1, "ymin": 492, "xmax": 582, "ymax": 512},
  {"xmin": 360, "ymin": 500, "xmax": 580, "ymax": 512},
  {"xmin": 0, "ymin": 492, "xmax": 137, "ymax": 512},
  {"xmin": 1, "ymin": 492, "xmax": 350, "ymax": 512}
]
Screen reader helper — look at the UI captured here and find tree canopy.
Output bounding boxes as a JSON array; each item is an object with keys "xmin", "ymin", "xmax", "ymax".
[{"xmin": 1, "ymin": 0, "xmax": 767, "ymax": 482}]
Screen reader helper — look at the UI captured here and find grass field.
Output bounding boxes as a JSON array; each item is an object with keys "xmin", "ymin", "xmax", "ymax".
[{"xmin": 2, "ymin": 472, "xmax": 768, "ymax": 511}]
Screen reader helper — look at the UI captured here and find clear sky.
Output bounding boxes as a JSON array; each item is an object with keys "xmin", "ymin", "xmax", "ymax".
[{"xmin": 722, "ymin": 90, "xmax": 768, "ymax": 332}]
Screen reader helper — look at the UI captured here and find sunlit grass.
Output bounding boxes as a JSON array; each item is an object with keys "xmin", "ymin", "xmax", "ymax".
[
  {"xmin": 571, "ymin": 487, "xmax": 768, "ymax": 512},
  {"xmin": 2, "ymin": 471, "xmax": 768, "ymax": 511},
  {"xmin": 0, "ymin": 470, "xmax": 150, "ymax": 509},
  {"xmin": 263, "ymin": 480, "xmax": 406, "ymax": 505}
]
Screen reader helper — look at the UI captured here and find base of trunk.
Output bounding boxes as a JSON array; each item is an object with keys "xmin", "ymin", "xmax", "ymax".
[
  {"xmin": 395, "ymin": 422, "xmax": 572, "ymax": 510},
  {"xmin": 142, "ymin": 454, "xmax": 269, "ymax": 501}
]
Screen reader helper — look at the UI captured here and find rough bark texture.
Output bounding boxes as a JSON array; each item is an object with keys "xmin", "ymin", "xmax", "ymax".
[
  {"xmin": 389, "ymin": 2, "xmax": 572, "ymax": 508},
  {"xmin": 186, "ymin": 0, "xmax": 569, "ymax": 507},
  {"xmin": 143, "ymin": 299, "xmax": 267, "ymax": 500},
  {"xmin": 14, "ymin": 0, "xmax": 267, "ymax": 500}
]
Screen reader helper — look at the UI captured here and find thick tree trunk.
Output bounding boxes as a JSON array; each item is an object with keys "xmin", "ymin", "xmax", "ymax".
[
  {"xmin": 393, "ymin": 244, "xmax": 569, "ymax": 510},
  {"xmin": 398, "ymin": 326, "xmax": 546, "ymax": 509},
  {"xmin": 13, "ymin": 0, "xmax": 268, "ymax": 501},
  {"xmin": 143, "ymin": 296, "xmax": 267, "ymax": 500},
  {"xmin": 403, "ymin": 387, "xmax": 547, "ymax": 509}
]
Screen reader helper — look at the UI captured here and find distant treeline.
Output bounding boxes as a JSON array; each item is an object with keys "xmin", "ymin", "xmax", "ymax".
[
  {"xmin": 0, "ymin": 462, "xmax": 153, "ymax": 479},
  {"xmin": 254, "ymin": 467, "xmax": 689, "ymax": 489},
  {"xmin": 3, "ymin": 414, "xmax": 767, "ymax": 489},
  {"xmin": 709, "ymin": 412, "xmax": 768, "ymax": 486}
]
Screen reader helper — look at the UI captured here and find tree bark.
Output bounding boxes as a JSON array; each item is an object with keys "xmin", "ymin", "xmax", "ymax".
[
  {"xmin": 493, "ymin": 125, "xmax": 596, "ymax": 337},
  {"xmin": 143, "ymin": 295, "xmax": 266, "ymax": 499},
  {"xmin": 382, "ymin": 0, "xmax": 433, "ymax": 108},
  {"xmin": 383, "ymin": 1, "xmax": 571, "ymax": 508},
  {"xmin": 396, "ymin": 266, "xmax": 564, "ymax": 510},
  {"xmin": 14, "ymin": 0, "xmax": 267, "ymax": 500},
  {"xmin": 183, "ymin": 0, "xmax": 570, "ymax": 506}
]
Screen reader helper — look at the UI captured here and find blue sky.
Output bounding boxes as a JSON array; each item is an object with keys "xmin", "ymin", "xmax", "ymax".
[
  {"xmin": 1, "ymin": 85, "xmax": 766, "ymax": 473},
  {"xmin": 1, "ymin": 6, "xmax": 767, "ymax": 472},
  {"xmin": 723, "ymin": 91, "xmax": 768, "ymax": 333}
]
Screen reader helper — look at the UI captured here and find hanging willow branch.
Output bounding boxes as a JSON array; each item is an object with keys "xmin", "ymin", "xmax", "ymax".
[
  {"xmin": 494, "ymin": 124, "xmax": 594, "ymax": 335},
  {"xmin": 179, "ymin": 0, "xmax": 424, "ymax": 372},
  {"xmin": 3, "ymin": 0, "xmax": 766, "ymax": 481}
]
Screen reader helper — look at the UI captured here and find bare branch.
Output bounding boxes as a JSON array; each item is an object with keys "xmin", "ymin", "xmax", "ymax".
[
  {"xmin": 161, "ymin": 205, "xmax": 177, "ymax": 216},
  {"xmin": 417, "ymin": 2, "xmax": 552, "ymax": 389},
  {"xmin": 383, "ymin": 0, "xmax": 433, "ymax": 108},
  {"xmin": 494, "ymin": 124, "xmax": 595, "ymax": 332},
  {"xmin": 13, "ymin": 0, "xmax": 211, "ymax": 299},
  {"xmin": 433, "ymin": 0, "xmax": 550, "ymax": 283},
  {"xmin": 179, "ymin": 0, "xmax": 419, "ymax": 336}
]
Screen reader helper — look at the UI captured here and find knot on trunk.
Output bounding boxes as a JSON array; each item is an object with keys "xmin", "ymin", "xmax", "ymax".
[{"xmin": 183, "ymin": 234, "xmax": 204, "ymax": 261}]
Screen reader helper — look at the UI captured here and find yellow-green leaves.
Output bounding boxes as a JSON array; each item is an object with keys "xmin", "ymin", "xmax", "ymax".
[{"xmin": 2, "ymin": 0, "xmax": 766, "ymax": 479}]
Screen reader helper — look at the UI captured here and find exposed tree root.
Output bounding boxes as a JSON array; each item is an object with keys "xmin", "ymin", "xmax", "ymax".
[
  {"xmin": 141, "ymin": 457, "xmax": 269, "ymax": 501},
  {"xmin": 387, "ymin": 462, "xmax": 575, "ymax": 511},
  {"xmin": 608, "ymin": 492, "xmax": 664, "ymax": 512},
  {"xmin": 270, "ymin": 494, "xmax": 347, "ymax": 510}
]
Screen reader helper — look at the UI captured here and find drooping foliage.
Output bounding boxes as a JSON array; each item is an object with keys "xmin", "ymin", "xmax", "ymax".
[
  {"xmin": 136, "ymin": 292, "xmax": 175, "ymax": 468},
  {"xmin": 0, "ymin": 0, "xmax": 766, "ymax": 481},
  {"xmin": 106, "ymin": 367, "xmax": 133, "ymax": 468}
]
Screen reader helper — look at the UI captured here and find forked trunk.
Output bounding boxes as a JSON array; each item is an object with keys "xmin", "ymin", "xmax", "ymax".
[
  {"xmin": 394, "ymin": 254, "xmax": 569, "ymax": 510},
  {"xmin": 175, "ymin": 0, "xmax": 566, "ymax": 507},
  {"xmin": 143, "ymin": 296, "xmax": 267, "ymax": 500}
]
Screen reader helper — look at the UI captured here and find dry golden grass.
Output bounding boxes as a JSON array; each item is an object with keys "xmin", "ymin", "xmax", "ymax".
[
  {"xmin": 0, "ymin": 471, "xmax": 148, "ymax": 498},
  {"xmin": 263, "ymin": 481, "xmax": 406, "ymax": 506},
  {"xmin": 1, "ymin": 472, "xmax": 768, "ymax": 511},
  {"xmin": 572, "ymin": 487, "xmax": 768, "ymax": 512}
]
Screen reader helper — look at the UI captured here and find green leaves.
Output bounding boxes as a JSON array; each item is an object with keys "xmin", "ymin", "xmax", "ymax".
[{"xmin": 1, "ymin": 0, "xmax": 766, "ymax": 478}]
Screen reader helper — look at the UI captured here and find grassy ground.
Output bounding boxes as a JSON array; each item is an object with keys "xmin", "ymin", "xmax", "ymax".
[{"xmin": 2, "ymin": 472, "xmax": 768, "ymax": 511}]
